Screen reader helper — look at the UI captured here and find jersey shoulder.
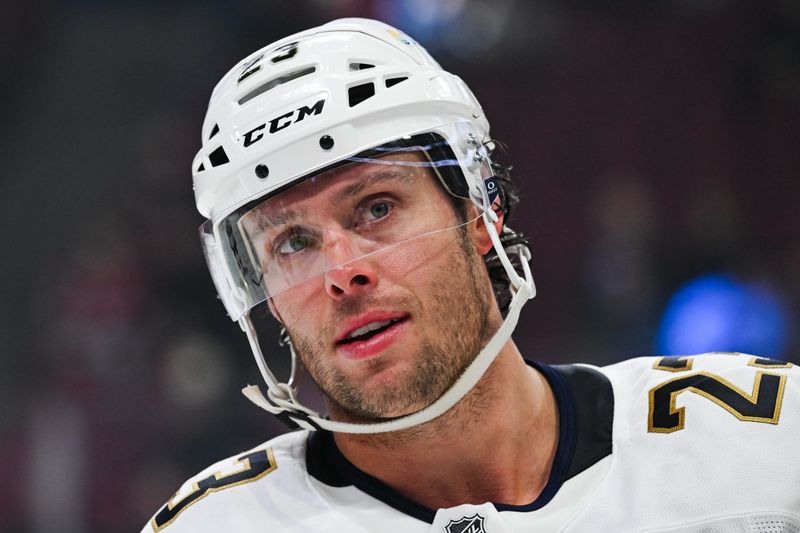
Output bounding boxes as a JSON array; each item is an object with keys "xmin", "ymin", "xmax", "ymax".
[
  {"xmin": 601, "ymin": 351, "xmax": 798, "ymax": 399},
  {"xmin": 599, "ymin": 352, "xmax": 800, "ymax": 433},
  {"xmin": 602, "ymin": 351, "xmax": 798, "ymax": 381},
  {"xmin": 141, "ymin": 430, "xmax": 313, "ymax": 533}
]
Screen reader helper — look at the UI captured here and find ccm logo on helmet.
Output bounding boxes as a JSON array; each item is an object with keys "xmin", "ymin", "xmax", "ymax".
[{"xmin": 242, "ymin": 99, "xmax": 325, "ymax": 148}]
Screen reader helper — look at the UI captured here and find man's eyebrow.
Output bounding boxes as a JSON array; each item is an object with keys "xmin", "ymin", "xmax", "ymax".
[
  {"xmin": 333, "ymin": 167, "xmax": 416, "ymax": 204},
  {"xmin": 244, "ymin": 209, "xmax": 301, "ymax": 235},
  {"xmin": 245, "ymin": 166, "xmax": 418, "ymax": 233}
]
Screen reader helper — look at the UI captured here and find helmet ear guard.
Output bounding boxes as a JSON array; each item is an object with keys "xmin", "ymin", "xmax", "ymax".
[{"xmin": 194, "ymin": 18, "xmax": 535, "ymax": 433}]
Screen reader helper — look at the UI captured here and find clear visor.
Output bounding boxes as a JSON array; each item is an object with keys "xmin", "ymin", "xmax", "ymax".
[{"xmin": 201, "ymin": 130, "xmax": 494, "ymax": 320}]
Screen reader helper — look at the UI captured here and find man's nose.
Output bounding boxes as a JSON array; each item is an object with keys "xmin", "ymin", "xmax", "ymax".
[{"xmin": 322, "ymin": 233, "xmax": 378, "ymax": 299}]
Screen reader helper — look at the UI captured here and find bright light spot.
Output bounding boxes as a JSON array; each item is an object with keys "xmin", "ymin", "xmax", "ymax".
[{"xmin": 657, "ymin": 273, "xmax": 789, "ymax": 357}]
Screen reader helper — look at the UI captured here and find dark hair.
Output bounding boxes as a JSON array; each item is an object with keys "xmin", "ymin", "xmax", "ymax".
[
  {"xmin": 484, "ymin": 147, "xmax": 530, "ymax": 317},
  {"xmin": 446, "ymin": 142, "xmax": 530, "ymax": 317}
]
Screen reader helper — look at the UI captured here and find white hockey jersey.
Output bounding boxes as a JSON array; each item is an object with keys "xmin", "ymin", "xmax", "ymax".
[{"xmin": 142, "ymin": 353, "xmax": 800, "ymax": 532}]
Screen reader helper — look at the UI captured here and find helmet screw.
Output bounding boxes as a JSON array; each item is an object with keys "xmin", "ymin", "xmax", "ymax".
[
  {"xmin": 319, "ymin": 135, "xmax": 334, "ymax": 150},
  {"xmin": 255, "ymin": 164, "xmax": 269, "ymax": 179}
]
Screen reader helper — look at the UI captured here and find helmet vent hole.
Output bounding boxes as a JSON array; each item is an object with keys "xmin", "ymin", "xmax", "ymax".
[
  {"xmin": 270, "ymin": 41, "xmax": 299, "ymax": 64},
  {"xmin": 209, "ymin": 124, "xmax": 219, "ymax": 139},
  {"xmin": 349, "ymin": 62, "xmax": 375, "ymax": 71},
  {"xmin": 385, "ymin": 76, "xmax": 408, "ymax": 88},
  {"xmin": 348, "ymin": 82, "xmax": 375, "ymax": 107},
  {"xmin": 208, "ymin": 146, "xmax": 230, "ymax": 167},
  {"xmin": 238, "ymin": 66, "xmax": 316, "ymax": 105}
]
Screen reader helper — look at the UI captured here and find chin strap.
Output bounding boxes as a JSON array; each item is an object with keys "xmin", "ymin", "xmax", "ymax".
[{"xmin": 241, "ymin": 213, "xmax": 535, "ymax": 434}]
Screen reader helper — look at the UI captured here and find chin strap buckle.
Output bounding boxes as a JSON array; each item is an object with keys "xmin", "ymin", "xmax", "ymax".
[
  {"xmin": 242, "ymin": 384, "xmax": 323, "ymax": 431},
  {"xmin": 275, "ymin": 410, "xmax": 323, "ymax": 431}
]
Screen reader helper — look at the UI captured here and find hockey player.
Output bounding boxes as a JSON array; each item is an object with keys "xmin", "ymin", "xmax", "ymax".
[{"xmin": 143, "ymin": 18, "xmax": 800, "ymax": 533}]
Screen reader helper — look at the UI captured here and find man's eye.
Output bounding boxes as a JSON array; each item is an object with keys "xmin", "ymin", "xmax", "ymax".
[
  {"xmin": 368, "ymin": 202, "xmax": 390, "ymax": 220},
  {"xmin": 353, "ymin": 199, "xmax": 395, "ymax": 230},
  {"xmin": 276, "ymin": 234, "xmax": 315, "ymax": 255}
]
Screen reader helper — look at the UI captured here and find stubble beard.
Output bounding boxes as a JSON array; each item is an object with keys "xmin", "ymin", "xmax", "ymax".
[{"xmin": 289, "ymin": 228, "xmax": 496, "ymax": 423}]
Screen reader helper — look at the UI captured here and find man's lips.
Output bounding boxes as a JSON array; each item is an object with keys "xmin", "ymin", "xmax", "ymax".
[
  {"xmin": 335, "ymin": 311, "xmax": 409, "ymax": 344},
  {"xmin": 335, "ymin": 315, "xmax": 409, "ymax": 360}
]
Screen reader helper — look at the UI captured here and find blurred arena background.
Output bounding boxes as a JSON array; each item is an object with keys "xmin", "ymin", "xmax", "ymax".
[{"xmin": 0, "ymin": 0, "xmax": 798, "ymax": 530}]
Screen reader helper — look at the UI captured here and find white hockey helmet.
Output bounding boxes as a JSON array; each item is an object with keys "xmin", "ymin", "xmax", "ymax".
[{"xmin": 194, "ymin": 18, "xmax": 535, "ymax": 433}]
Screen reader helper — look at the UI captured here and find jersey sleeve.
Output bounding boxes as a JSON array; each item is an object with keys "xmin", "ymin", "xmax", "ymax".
[{"xmin": 141, "ymin": 443, "xmax": 279, "ymax": 533}]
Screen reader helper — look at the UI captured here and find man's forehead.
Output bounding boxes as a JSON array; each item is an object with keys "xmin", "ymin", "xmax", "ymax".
[
  {"xmin": 288, "ymin": 150, "xmax": 433, "ymax": 199},
  {"xmin": 280, "ymin": 151, "xmax": 435, "ymax": 200}
]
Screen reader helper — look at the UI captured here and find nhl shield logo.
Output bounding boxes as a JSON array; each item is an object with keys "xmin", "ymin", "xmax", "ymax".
[{"xmin": 444, "ymin": 513, "xmax": 487, "ymax": 533}]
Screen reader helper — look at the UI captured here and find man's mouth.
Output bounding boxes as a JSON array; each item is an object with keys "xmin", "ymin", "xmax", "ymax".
[
  {"xmin": 334, "ymin": 312, "xmax": 410, "ymax": 360},
  {"xmin": 337, "ymin": 317, "xmax": 405, "ymax": 344}
]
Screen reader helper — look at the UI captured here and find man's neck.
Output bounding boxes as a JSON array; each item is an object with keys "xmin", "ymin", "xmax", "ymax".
[{"xmin": 332, "ymin": 346, "xmax": 559, "ymax": 510}]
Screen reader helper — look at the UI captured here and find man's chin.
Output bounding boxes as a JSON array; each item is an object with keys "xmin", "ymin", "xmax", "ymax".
[
  {"xmin": 326, "ymin": 384, "xmax": 433, "ymax": 424},
  {"xmin": 330, "ymin": 405, "xmax": 423, "ymax": 424}
]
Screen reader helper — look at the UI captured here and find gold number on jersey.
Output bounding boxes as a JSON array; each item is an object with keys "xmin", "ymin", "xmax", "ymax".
[
  {"xmin": 648, "ymin": 371, "xmax": 788, "ymax": 433},
  {"xmin": 151, "ymin": 447, "xmax": 278, "ymax": 531}
]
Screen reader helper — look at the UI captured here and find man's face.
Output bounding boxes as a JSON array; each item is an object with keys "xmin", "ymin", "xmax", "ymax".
[{"xmin": 243, "ymin": 151, "xmax": 499, "ymax": 422}]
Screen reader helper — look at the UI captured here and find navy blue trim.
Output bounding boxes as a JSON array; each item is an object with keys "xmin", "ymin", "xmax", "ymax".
[
  {"xmin": 555, "ymin": 363, "xmax": 614, "ymax": 479},
  {"xmin": 305, "ymin": 360, "xmax": 614, "ymax": 524},
  {"xmin": 307, "ymin": 430, "xmax": 436, "ymax": 522}
]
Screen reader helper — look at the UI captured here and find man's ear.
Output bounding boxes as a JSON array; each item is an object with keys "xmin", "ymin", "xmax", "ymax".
[{"xmin": 471, "ymin": 204, "xmax": 504, "ymax": 256}]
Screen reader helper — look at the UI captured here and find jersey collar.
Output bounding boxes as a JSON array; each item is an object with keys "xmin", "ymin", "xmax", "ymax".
[{"xmin": 305, "ymin": 359, "xmax": 614, "ymax": 523}]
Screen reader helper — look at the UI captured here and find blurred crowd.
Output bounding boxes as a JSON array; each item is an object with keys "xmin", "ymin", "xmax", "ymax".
[{"xmin": 0, "ymin": 1, "xmax": 797, "ymax": 531}]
